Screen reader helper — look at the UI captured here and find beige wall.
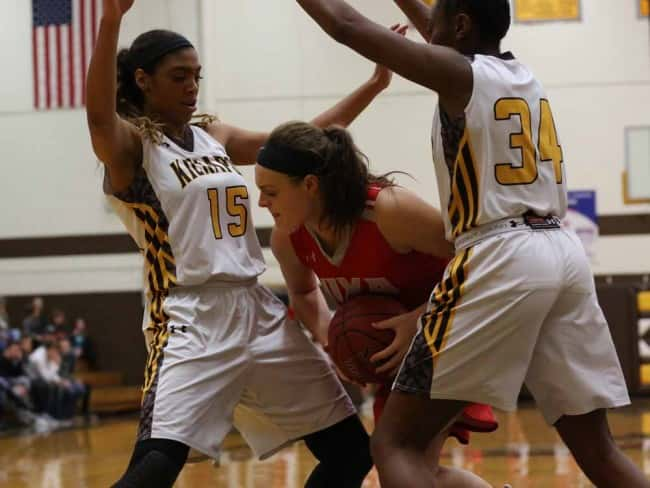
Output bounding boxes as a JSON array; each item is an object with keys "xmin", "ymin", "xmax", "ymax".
[{"xmin": 0, "ymin": 0, "xmax": 648, "ymax": 294}]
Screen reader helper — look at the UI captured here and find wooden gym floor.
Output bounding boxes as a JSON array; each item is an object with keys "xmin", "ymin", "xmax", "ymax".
[{"xmin": 2, "ymin": 399, "xmax": 650, "ymax": 487}]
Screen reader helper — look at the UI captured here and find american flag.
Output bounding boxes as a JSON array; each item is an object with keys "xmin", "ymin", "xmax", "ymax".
[{"xmin": 32, "ymin": 0, "xmax": 102, "ymax": 110}]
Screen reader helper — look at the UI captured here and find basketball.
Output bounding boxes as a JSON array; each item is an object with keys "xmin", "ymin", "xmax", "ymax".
[{"xmin": 327, "ymin": 294, "xmax": 407, "ymax": 384}]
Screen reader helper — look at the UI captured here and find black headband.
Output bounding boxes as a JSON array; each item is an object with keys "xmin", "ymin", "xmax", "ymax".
[
  {"xmin": 257, "ymin": 143, "xmax": 325, "ymax": 177},
  {"xmin": 131, "ymin": 33, "xmax": 194, "ymax": 71}
]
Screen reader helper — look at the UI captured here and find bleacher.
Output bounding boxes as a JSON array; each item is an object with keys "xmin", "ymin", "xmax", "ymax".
[{"xmin": 74, "ymin": 359, "xmax": 141, "ymax": 414}]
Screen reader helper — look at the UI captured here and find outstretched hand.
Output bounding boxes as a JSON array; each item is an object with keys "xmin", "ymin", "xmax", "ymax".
[
  {"xmin": 370, "ymin": 23, "xmax": 409, "ymax": 89},
  {"xmin": 103, "ymin": 0, "xmax": 135, "ymax": 21}
]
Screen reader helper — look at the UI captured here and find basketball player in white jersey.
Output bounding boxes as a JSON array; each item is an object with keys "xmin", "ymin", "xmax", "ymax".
[
  {"xmin": 293, "ymin": 0, "xmax": 648, "ymax": 487},
  {"xmin": 87, "ymin": 1, "xmax": 406, "ymax": 486}
]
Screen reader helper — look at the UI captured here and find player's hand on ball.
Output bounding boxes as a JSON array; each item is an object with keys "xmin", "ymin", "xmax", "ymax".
[
  {"xmin": 370, "ymin": 310, "xmax": 419, "ymax": 376},
  {"xmin": 370, "ymin": 24, "xmax": 408, "ymax": 90},
  {"xmin": 103, "ymin": 0, "xmax": 135, "ymax": 20}
]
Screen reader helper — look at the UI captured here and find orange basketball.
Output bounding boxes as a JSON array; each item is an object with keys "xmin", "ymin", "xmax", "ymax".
[{"xmin": 327, "ymin": 294, "xmax": 406, "ymax": 384}]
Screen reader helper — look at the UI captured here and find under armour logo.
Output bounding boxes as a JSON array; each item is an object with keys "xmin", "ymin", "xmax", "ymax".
[{"xmin": 169, "ymin": 325, "xmax": 187, "ymax": 334}]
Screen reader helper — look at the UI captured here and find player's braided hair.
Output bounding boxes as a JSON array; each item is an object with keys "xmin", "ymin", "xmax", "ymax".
[
  {"xmin": 266, "ymin": 122, "xmax": 395, "ymax": 233},
  {"xmin": 440, "ymin": 0, "xmax": 511, "ymax": 44}
]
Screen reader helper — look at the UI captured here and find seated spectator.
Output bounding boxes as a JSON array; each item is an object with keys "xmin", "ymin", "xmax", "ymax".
[
  {"xmin": 25, "ymin": 342, "xmax": 60, "ymax": 416},
  {"xmin": 0, "ymin": 297, "xmax": 9, "ymax": 332},
  {"xmin": 70, "ymin": 317, "xmax": 96, "ymax": 369},
  {"xmin": 22, "ymin": 297, "xmax": 47, "ymax": 338},
  {"xmin": 0, "ymin": 341, "xmax": 32, "ymax": 410},
  {"xmin": 58, "ymin": 338, "xmax": 91, "ymax": 417},
  {"xmin": 19, "ymin": 335, "xmax": 34, "ymax": 358},
  {"xmin": 0, "ymin": 341, "xmax": 39, "ymax": 431},
  {"xmin": 48, "ymin": 309, "xmax": 69, "ymax": 338},
  {"xmin": 27, "ymin": 342, "xmax": 80, "ymax": 419}
]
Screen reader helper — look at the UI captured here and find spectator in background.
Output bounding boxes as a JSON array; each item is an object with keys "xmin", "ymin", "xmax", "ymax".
[
  {"xmin": 58, "ymin": 337, "xmax": 77, "ymax": 378},
  {"xmin": 22, "ymin": 297, "xmax": 47, "ymax": 337},
  {"xmin": 0, "ymin": 341, "xmax": 32, "ymax": 410},
  {"xmin": 27, "ymin": 342, "xmax": 63, "ymax": 418},
  {"xmin": 0, "ymin": 297, "xmax": 9, "ymax": 331},
  {"xmin": 28, "ymin": 341, "xmax": 83, "ymax": 420},
  {"xmin": 48, "ymin": 309, "xmax": 69, "ymax": 337},
  {"xmin": 71, "ymin": 317, "xmax": 96, "ymax": 369},
  {"xmin": 58, "ymin": 337, "xmax": 91, "ymax": 418},
  {"xmin": 19, "ymin": 335, "xmax": 34, "ymax": 359}
]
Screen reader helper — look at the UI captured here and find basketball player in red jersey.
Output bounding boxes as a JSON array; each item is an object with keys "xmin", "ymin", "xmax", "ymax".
[{"xmin": 255, "ymin": 121, "xmax": 494, "ymax": 487}]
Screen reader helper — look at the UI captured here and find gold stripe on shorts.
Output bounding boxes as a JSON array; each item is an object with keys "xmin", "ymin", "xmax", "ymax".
[
  {"xmin": 424, "ymin": 247, "xmax": 473, "ymax": 369},
  {"xmin": 142, "ymin": 292, "xmax": 170, "ymax": 400}
]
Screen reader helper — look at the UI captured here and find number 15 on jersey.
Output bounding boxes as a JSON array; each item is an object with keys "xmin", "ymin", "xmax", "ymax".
[{"xmin": 207, "ymin": 186, "xmax": 249, "ymax": 239}]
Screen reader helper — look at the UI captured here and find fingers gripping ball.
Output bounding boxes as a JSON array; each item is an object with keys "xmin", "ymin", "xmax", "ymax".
[{"xmin": 328, "ymin": 295, "xmax": 406, "ymax": 384}]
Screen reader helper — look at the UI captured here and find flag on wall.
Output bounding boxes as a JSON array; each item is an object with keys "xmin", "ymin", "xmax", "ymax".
[{"xmin": 32, "ymin": 0, "xmax": 101, "ymax": 110}]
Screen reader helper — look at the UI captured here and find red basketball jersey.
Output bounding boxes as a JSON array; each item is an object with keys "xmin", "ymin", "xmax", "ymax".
[{"xmin": 289, "ymin": 186, "xmax": 449, "ymax": 310}]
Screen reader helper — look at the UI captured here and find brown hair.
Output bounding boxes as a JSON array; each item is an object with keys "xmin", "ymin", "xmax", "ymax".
[{"xmin": 266, "ymin": 121, "xmax": 395, "ymax": 232}]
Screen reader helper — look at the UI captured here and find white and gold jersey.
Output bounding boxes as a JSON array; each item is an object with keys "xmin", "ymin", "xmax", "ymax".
[
  {"xmin": 432, "ymin": 53, "xmax": 568, "ymax": 242},
  {"xmin": 110, "ymin": 125, "xmax": 265, "ymax": 292}
]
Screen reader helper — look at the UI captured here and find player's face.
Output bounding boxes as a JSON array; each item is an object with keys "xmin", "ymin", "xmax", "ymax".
[
  {"xmin": 139, "ymin": 48, "xmax": 201, "ymax": 126},
  {"xmin": 255, "ymin": 165, "xmax": 316, "ymax": 232}
]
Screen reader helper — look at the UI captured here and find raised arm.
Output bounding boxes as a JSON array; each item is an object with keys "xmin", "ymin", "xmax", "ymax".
[
  {"xmin": 86, "ymin": 0, "xmax": 142, "ymax": 193},
  {"xmin": 295, "ymin": 0, "xmax": 472, "ymax": 116},
  {"xmin": 208, "ymin": 25, "xmax": 407, "ymax": 165},
  {"xmin": 270, "ymin": 229, "xmax": 332, "ymax": 346},
  {"xmin": 394, "ymin": 0, "xmax": 432, "ymax": 40}
]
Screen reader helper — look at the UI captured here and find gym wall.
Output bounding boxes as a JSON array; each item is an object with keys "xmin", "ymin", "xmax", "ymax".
[{"xmin": 0, "ymin": 0, "xmax": 648, "ymax": 293}]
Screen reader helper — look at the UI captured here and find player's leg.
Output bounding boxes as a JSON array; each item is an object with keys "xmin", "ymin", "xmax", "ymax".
[
  {"xmin": 240, "ymin": 284, "xmax": 371, "ymax": 486},
  {"xmin": 371, "ymin": 382, "xmax": 492, "ymax": 488},
  {"xmin": 112, "ymin": 438, "xmax": 189, "ymax": 488},
  {"xmin": 373, "ymin": 234, "xmax": 561, "ymax": 487},
  {"xmin": 303, "ymin": 414, "xmax": 373, "ymax": 488},
  {"xmin": 554, "ymin": 409, "xmax": 649, "ymax": 488},
  {"xmin": 375, "ymin": 380, "xmax": 488, "ymax": 486},
  {"xmin": 114, "ymin": 287, "xmax": 249, "ymax": 486},
  {"xmin": 423, "ymin": 426, "xmax": 493, "ymax": 488},
  {"xmin": 370, "ymin": 390, "xmax": 466, "ymax": 488}
]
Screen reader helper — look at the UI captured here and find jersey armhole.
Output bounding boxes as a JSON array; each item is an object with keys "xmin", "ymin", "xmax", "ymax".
[{"xmin": 464, "ymin": 57, "xmax": 485, "ymax": 115}]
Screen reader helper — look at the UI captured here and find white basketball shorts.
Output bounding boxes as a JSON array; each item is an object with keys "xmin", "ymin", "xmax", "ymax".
[
  {"xmin": 137, "ymin": 280, "xmax": 355, "ymax": 460},
  {"xmin": 394, "ymin": 223, "xmax": 630, "ymax": 425}
]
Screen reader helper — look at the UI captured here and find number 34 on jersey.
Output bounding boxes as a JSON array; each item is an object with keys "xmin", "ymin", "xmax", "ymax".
[{"xmin": 494, "ymin": 98, "xmax": 564, "ymax": 186}]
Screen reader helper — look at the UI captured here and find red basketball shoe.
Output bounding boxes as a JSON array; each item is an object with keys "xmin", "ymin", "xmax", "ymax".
[{"xmin": 456, "ymin": 403, "xmax": 498, "ymax": 432}]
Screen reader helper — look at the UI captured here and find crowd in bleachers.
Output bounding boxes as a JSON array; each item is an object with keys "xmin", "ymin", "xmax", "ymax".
[{"xmin": 0, "ymin": 296, "xmax": 94, "ymax": 432}]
